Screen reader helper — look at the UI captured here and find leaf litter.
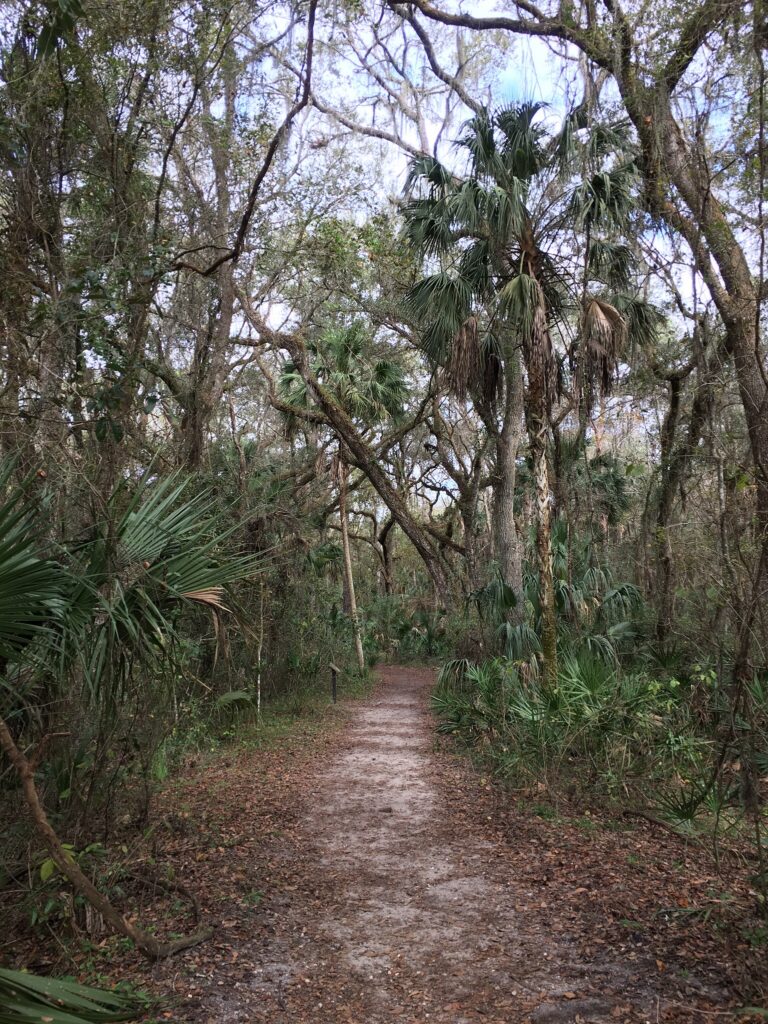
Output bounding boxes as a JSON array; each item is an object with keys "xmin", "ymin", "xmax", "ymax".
[{"xmin": 11, "ymin": 667, "xmax": 768, "ymax": 1023}]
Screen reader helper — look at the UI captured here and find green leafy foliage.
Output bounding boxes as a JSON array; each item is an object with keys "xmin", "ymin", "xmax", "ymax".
[
  {"xmin": 278, "ymin": 322, "xmax": 409, "ymax": 428},
  {"xmin": 0, "ymin": 968, "xmax": 140, "ymax": 1024},
  {"xmin": 433, "ymin": 652, "xmax": 709, "ymax": 800},
  {"xmin": 36, "ymin": 0, "xmax": 85, "ymax": 58},
  {"xmin": 0, "ymin": 460, "xmax": 265, "ymax": 835},
  {"xmin": 0, "ymin": 463, "xmax": 65, "ymax": 662}
]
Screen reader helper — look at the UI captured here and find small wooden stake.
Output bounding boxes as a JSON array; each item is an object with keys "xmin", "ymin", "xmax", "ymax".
[{"xmin": 330, "ymin": 662, "xmax": 340, "ymax": 703}]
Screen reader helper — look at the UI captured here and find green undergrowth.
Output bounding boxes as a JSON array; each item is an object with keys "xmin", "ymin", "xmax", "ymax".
[
  {"xmin": 432, "ymin": 653, "xmax": 768, "ymax": 871},
  {"xmin": 150, "ymin": 665, "xmax": 374, "ymax": 780},
  {"xmin": 212, "ymin": 665, "xmax": 374, "ymax": 752},
  {"xmin": 364, "ymin": 594, "xmax": 466, "ymax": 663}
]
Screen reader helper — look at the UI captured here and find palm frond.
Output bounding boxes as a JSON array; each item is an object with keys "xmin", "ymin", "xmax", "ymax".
[
  {"xmin": 588, "ymin": 121, "xmax": 634, "ymax": 161},
  {"xmin": 486, "ymin": 180, "xmax": 528, "ymax": 238},
  {"xmin": 456, "ymin": 107, "xmax": 501, "ymax": 178},
  {"xmin": 444, "ymin": 316, "xmax": 478, "ymax": 400},
  {"xmin": 276, "ymin": 362, "xmax": 310, "ymax": 410},
  {"xmin": 588, "ymin": 239, "xmax": 633, "ymax": 289},
  {"xmin": 501, "ymin": 620, "xmax": 541, "ymax": 661},
  {"xmin": 611, "ymin": 293, "xmax": 665, "ymax": 350},
  {"xmin": 0, "ymin": 967, "xmax": 141, "ymax": 1023},
  {"xmin": 469, "ymin": 572, "xmax": 518, "ymax": 621},
  {"xmin": 498, "ymin": 273, "xmax": 558, "ymax": 411},
  {"xmin": 445, "ymin": 178, "xmax": 489, "ymax": 235},
  {"xmin": 404, "ymin": 154, "xmax": 454, "ymax": 197},
  {"xmin": 498, "ymin": 272, "xmax": 542, "ymax": 336},
  {"xmin": 458, "ymin": 238, "xmax": 493, "ymax": 298},
  {"xmin": 368, "ymin": 358, "xmax": 409, "ymax": 420},
  {"xmin": 0, "ymin": 466, "xmax": 65, "ymax": 662},
  {"xmin": 180, "ymin": 586, "xmax": 229, "ymax": 610},
  {"xmin": 569, "ymin": 162, "xmax": 637, "ymax": 229},
  {"xmin": 407, "ymin": 272, "xmax": 473, "ymax": 364},
  {"xmin": 402, "ymin": 197, "xmax": 455, "ymax": 258},
  {"xmin": 495, "ymin": 101, "xmax": 546, "ymax": 179},
  {"xmin": 581, "ymin": 296, "xmax": 627, "ymax": 401}
]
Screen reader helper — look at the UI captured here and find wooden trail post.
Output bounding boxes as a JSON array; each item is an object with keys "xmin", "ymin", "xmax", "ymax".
[{"xmin": 330, "ymin": 662, "xmax": 340, "ymax": 703}]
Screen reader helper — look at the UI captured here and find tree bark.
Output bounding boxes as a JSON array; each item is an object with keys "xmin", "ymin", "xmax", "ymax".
[
  {"xmin": 653, "ymin": 330, "xmax": 723, "ymax": 646},
  {"xmin": 458, "ymin": 497, "xmax": 483, "ymax": 591},
  {"xmin": 399, "ymin": 0, "xmax": 768, "ymax": 680},
  {"xmin": 522, "ymin": 287, "xmax": 558, "ymax": 685},
  {"xmin": 378, "ymin": 517, "xmax": 395, "ymax": 596},
  {"xmin": 337, "ymin": 454, "xmax": 366, "ymax": 671},
  {"xmin": 429, "ymin": 401, "xmax": 491, "ymax": 594},
  {"xmin": 655, "ymin": 375, "xmax": 683, "ymax": 649},
  {"xmin": 531, "ymin": 428, "xmax": 558, "ymax": 687},
  {"xmin": 491, "ymin": 323, "xmax": 525, "ymax": 615}
]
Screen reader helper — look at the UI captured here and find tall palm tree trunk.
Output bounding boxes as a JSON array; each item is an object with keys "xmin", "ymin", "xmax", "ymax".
[
  {"xmin": 493, "ymin": 351, "xmax": 525, "ymax": 618},
  {"xmin": 531, "ymin": 427, "xmax": 557, "ymax": 686},
  {"xmin": 525, "ymin": 294, "xmax": 558, "ymax": 686},
  {"xmin": 337, "ymin": 451, "xmax": 366, "ymax": 672}
]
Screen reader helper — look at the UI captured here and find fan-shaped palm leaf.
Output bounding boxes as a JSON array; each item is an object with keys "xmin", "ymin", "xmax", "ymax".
[
  {"xmin": 404, "ymin": 153, "xmax": 455, "ymax": 196},
  {"xmin": 456, "ymin": 108, "xmax": 500, "ymax": 178},
  {"xmin": 569, "ymin": 162, "xmax": 637, "ymax": 229},
  {"xmin": 496, "ymin": 101, "xmax": 546, "ymax": 178},
  {"xmin": 611, "ymin": 293, "xmax": 664, "ymax": 350},
  {"xmin": 406, "ymin": 272, "xmax": 473, "ymax": 365},
  {"xmin": 588, "ymin": 239, "xmax": 633, "ymax": 289}
]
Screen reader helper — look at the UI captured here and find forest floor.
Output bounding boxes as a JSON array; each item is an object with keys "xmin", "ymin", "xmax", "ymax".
[{"xmin": 13, "ymin": 666, "xmax": 768, "ymax": 1023}]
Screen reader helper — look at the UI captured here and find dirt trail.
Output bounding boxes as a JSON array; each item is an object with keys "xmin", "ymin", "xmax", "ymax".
[{"xmin": 200, "ymin": 666, "xmax": 725, "ymax": 1023}]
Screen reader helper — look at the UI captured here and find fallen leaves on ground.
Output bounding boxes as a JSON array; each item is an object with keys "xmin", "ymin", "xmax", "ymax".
[{"xmin": 7, "ymin": 669, "xmax": 768, "ymax": 1024}]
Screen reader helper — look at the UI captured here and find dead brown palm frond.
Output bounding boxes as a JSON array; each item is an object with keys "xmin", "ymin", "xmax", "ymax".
[
  {"xmin": 180, "ymin": 587, "xmax": 230, "ymax": 612},
  {"xmin": 445, "ymin": 315, "xmax": 502, "ymax": 410},
  {"xmin": 180, "ymin": 588, "xmax": 231, "ymax": 672},
  {"xmin": 480, "ymin": 346, "xmax": 502, "ymax": 409},
  {"xmin": 447, "ymin": 315, "xmax": 482, "ymax": 400},
  {"xmin": 582, "ymin": 296, "xmax": 627, "ymax": 403},
  {"xmin": 523, "ymin": 297, "xmax": 558, "ymax": 420}
]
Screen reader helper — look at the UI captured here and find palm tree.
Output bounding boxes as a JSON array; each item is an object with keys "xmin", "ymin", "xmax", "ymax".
[
  {"xmin": 279, "ymin": 322, "xmax": 408, "ymax": 671},
  {"xmin": 403, "ymin": 102, "xmax": 650, "ymax": 685},
  {"xmin": 0, "ymin": 461, "xmax": 263, "ymax": 960}
]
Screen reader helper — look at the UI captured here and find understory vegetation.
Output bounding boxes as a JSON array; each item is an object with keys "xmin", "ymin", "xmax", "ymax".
[
  {"xmin": 1, "ymin": 0, "xmax": 767, "ymax": 1009},
  {"xmin": 434, "ymin": 565, "xmax": 768, "ymax": 910}
]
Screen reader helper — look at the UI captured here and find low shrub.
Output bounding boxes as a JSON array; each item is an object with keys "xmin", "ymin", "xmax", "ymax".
[{"xmin": 432, "ymin": 652, "xmax": 743, "ymax": 809}]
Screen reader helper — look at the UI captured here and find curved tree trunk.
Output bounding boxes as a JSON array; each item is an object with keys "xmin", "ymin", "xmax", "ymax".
[
  {"xmin": 0, "ymin": 716, "xmax": 212, "ymax": 961},
  {"xmin": 429, "ymin": 400, "xmax": 490, "ymax": 595},
  {"xmin": 378, "ymin": 517, "xmax": 395, "ymax": 596},
  {"xmin": 286, "ymin": 336, "xmax": 457, "ymax": 606}
]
